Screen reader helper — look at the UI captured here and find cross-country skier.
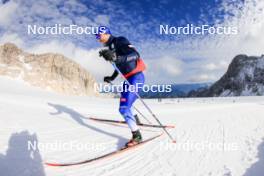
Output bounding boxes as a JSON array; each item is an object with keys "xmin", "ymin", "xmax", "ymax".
[{"xmin": 96, "ymin": 26, "xmax": 146, "ymax": 147}]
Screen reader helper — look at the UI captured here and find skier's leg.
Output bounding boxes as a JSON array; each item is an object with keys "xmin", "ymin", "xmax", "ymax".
[
  {"xmin": 119, "ymin": 91, "xmax": 139, "ymax": 131},
  {"xmin": 119, "ymin": 72, "xmax": 145, "ymax": 132}
]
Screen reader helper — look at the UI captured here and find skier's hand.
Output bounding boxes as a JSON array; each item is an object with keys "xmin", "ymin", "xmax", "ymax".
[
  {"xmin": 99, "ymin": 49, "xmax": 115, "ymax": 61},
  {"xmin": 103, "ymin": 76, "xmax": 114, "ymax": 83}
]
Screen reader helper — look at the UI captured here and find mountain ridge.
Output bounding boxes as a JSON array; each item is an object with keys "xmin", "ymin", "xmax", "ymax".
[
  {"xmin": 0, "ymin": 43, "xmax": 99, "ymax": 96},
  {"xmin": 190, "ymin": 54, "xmax": 264, "ymax": 97}
]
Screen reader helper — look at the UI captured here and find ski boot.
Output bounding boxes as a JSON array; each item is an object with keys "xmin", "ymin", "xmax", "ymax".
[
  {"xmin": 134, "ymin": 114, "xmax": 141, "ymax": 125},
  {"xmin": 126, "ymin": 130, "xmax": 142, "ymax": 147}
]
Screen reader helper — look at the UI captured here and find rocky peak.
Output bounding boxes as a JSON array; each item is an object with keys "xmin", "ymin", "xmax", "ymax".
[
  {"xmin": 192, "ymin": 54, "xmax": 264, "ymax": 97},
  {"xmin": 0, "ymin": 43, "xmax": 99, "ymax": 96},
  {"xmin": 0, "ymin": 43, "xmax": 23, "ymax": 64}
]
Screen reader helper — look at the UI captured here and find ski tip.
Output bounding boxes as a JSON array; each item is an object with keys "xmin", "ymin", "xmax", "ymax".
[
  {"xmin": 45, "ymin": 162, "xmax": 62, "ymax": 167},
  {"xmin": 166, "ymin": 125, "xmax": 175, "ymax": 128}
]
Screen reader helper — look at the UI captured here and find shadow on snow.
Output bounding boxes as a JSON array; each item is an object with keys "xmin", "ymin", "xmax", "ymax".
[
  {"xmin": 0, "ymin": 131, "xmax": 45, "ymax": 176},
  {"xmin": 243, "ymin": 138, "xmax": 264, "ymax": 176},
  {"xmin": 47, "ymin": 102, "xmax": 127, "ymax": 148}
]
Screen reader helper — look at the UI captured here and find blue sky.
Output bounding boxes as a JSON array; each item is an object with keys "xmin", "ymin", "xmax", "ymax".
[{"xmin": 0, "ymin": 0, "xmax": 263, "ymax": 84}]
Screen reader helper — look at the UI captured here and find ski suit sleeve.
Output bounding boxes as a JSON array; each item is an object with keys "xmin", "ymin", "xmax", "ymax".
[{"xmin": 110, "ymin": 70, "xmax": 119, "ymax": 80}]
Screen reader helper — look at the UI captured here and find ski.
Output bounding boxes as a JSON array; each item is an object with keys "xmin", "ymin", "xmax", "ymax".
[
  {"xmin": 89, "ymin": 117, "xmax": 175, "ymax": 129},
  {"xmin": 45, "ymin": 133, "xmax": 163, "ymax": 167}
]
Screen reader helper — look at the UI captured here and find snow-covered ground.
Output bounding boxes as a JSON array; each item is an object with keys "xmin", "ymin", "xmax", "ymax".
[{"xmin": 0, "ymin": 76, "xmax": 264, "ymax": 176}]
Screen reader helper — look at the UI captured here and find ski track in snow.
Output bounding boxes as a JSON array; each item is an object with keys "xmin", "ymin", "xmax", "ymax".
[{"xmin": 0, "ymin": 77, "xmax": 264, "ymax": 176}]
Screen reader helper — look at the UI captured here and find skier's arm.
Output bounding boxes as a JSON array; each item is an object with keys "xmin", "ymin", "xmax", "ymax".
[
  {"xmin": 103, "ymin": 70, "xmax": 118, "ymax": 83},
  {"xmin": 111, "ymin": 70, "xmax": 119, "ymax": 79}
]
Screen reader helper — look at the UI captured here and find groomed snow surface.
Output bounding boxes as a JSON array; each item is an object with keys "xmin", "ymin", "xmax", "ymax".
[{"xmin": 0, "ymin": 76, "xmax": 264, "ymax": 176}]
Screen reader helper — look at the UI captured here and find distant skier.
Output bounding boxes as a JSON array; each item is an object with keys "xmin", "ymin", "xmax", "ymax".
[{"xmin": 96, "ymin": 26, "xmax": 146, "ymax": 147}]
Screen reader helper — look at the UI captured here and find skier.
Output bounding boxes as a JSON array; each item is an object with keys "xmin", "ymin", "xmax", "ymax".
[{"xmin": 96, "ymin": 26, "xmax": 146, "ymax": 147}]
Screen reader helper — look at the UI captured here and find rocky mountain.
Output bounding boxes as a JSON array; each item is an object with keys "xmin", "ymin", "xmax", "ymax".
[
  {"xmin": 0, "ymin": 43, "xmax": 99, "ymax": 96},
  {"xmin": 191, "ymin": 54, "xmax": 264, "ymax": 97}
]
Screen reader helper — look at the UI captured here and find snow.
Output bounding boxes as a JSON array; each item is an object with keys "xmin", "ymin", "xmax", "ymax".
[
  {"xmin": 256, "ymin": 56, "xmax": 264, "ymax": 69},
  {"xmin": 18, "ymin": 55, "xmax": 25, "ymax": 63},
  {"xmin": 19, "ymin": 55, "xmax": 33, "ymax": 70},
  {"xmin": 241, "ymin": 86, "xmax": 254, "ymax": 96},
  {"xmin": 220, "ymin": 89, "xmax": 232, "ymax": 97},
  {"xmin": 0, "ymin": 63, "xmax": 7, "ymax": 67},
  {"xmin": 0, "ymin": 76, "xmax": 264, "ymax": 176},
  {"xmin": 238, "ymin": 66, "xmax": 255, "ymax": 82}
]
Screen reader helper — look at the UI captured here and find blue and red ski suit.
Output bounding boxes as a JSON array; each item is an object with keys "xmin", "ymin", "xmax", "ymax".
[{"xmin": 105, "ymin": 36, "xmax": 146, "ymax": 132}]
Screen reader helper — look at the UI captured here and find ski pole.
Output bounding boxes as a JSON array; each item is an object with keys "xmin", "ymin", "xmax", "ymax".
[
  {"xmin": 108, "ymin": 82, "xmax": 152, "ymax": 124},
  {"xmin": 111, "ymin": 62, "xmax": 176, "ymax": 143}
]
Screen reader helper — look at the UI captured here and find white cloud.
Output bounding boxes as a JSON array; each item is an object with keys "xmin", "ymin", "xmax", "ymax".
[
  {"xmin": 0, "ymin": 33, "xmax": 24, "ymax": 47},
  {"xmin": 159, "ymin": 57, "xmax": 182, "ymax": 76},
  {"xmin": 145, "ymin": 56, "xmax": 183, "ymax": 83},
  {"xmin": 95, "ymin": 15, "xmax": 110, "ymax": 26},
  {"xmin": 189, "ymin": 74, "xmax": 216, "ymax": 83},
  {"xmin": 204, "ymin": 63, "xmax": 218, "ymax": 71},
  {"xmin": 0, "ymin": 1, "xmax": 18, "ymax": 26},
  {"xmin": 203, "ymin": 61, "xmax": 229, "ymax": 71}
]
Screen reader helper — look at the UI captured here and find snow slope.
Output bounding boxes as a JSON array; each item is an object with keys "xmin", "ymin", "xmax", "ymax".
[{"xmin": 0, "ymin": 76, "xmax": 264, "ymax": 176}]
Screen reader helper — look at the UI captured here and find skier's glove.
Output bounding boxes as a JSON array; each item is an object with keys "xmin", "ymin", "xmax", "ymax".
[
  {"xmin": 103, "ymin": 76, "xmax": 114, "ymax": 83},
  {"xmin": 99, "ymin": 49, "xmax": 115, "ymax": 61}
]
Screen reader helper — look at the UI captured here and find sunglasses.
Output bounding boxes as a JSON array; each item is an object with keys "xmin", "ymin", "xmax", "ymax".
[{"xmin": 95, "ymin": 34, "xmax": 101, "ymax": 39}]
